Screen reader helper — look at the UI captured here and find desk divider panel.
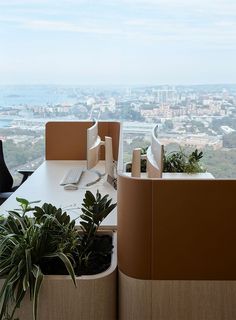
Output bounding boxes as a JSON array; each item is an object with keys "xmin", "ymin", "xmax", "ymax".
[
  {"xmin": 117, "ymin": 176, "xmax": 153, "ymax": 279},
  {"xmin": 117, "ymin": 175, "xmax": 236, "ymax": 280},
  {"xmin": 45, "ymin": 121, "xmax": 120, "ymax": 160}
]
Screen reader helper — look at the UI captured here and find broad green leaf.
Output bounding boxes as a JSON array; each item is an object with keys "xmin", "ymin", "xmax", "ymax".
[
  {"xmin": 80, "ymin": 215, "xmax": 92, "ymax": 223},
  {"xmin": 16, "ymin": 198, "xmax": 29, "ymax": 207},
  {"xmin": 43, "ymin": 252, "xmax": 76, "ymax": 287}
]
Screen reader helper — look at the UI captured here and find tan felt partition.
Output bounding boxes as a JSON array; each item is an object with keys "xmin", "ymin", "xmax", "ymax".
[
  {"xmin": 117, "ymin": 175, "xmax": 236, "ymax": 280},
  {"xmin": 152, "ymin": 179, "xmax": 236, "ymax": 280},
  {"xmin": 45, "ymin": 121, "xmax": 120, "ymax": 160},
  {"xmin": 117, "ymin": 176, "xmax": 153, "ymax": 279}
]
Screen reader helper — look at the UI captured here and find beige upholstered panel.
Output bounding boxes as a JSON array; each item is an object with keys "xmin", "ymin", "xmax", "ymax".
[
  {"xmin": 45, "ymin": 121, "xmax": 120, "ymax": 161},
  {"xmin": 117, "ymin": 175, "xmax": 236, "ymax": 280},
  {"xmin": 117, "ymin": 175, "xmax": 153, "ymax": 279},
  {"xmin": 152, "ymin": 179, "xmax": 236, "ymax": 280}
]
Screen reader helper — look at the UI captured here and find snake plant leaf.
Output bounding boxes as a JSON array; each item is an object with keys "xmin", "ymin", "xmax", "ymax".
[
  {"xmin": 25, "ymin": 249, "xmax": 32, "ymax": 295},
  {"xmin": 0, "ymin": 265, "xmax": 18, "ymax": 319},
  {"xmin": 32, "ymin": 265, "xmax": 43, "ymax": 320},
  {"xmin": 10, "ymin": 281, "xmax": 25, "ymax": 319},
  {"xmin": 43, "ymin": 252, "xmax": 76, "ymax": 287}
]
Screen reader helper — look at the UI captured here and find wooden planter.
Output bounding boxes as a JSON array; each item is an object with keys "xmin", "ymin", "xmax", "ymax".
[
  {"xmin": 1, "ymin": 231, "xmax": 117, "ymax": 320},
  {"xmin": 125, "ymin": 162, "xmax": 214, "ymax": 179}
]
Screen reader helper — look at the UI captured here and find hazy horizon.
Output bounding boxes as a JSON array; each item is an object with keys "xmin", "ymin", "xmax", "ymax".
[
  {"xmin": 1, "ymin": 0, "xmax": 236, "ymax": 85},
  {"xmin": 1, "ymin": 83, "xmax": 236, "ymax": 87}
]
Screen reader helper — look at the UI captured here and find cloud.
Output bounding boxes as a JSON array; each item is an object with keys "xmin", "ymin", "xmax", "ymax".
[
  {"xmin": 0, "ymin": 0, "xmax": 51, "ymax": 4},
  {"xmin": 0, "ymin": 0, "xmax": 236, "ymax": 49},
  {"xmin": 24, "ymin": 19, "xmax": 122, "ymax": 35},
  {"xmin": 1, "ymin": 13, "xmax": 236, "ymax": 50},
  {"xmin": 108, "ymin": 0, "xmax": 236, "ymax": 16},
  {"xmin": 123, "ymin": 16, "xmax": 236, "ymax": 43},
  {"xmin": 0, "ymin": 16, "xmax": 123, "ymax": 36}
]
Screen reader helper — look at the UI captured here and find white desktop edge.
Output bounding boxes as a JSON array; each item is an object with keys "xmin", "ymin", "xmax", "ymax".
[{"xmin": 121, "ymin": 171, "xmax": 215, "ymax": 179}]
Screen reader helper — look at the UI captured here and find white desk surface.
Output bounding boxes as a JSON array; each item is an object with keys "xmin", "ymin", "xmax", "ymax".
[{"xmin": 0, "ymin": 161, "xmax": 117, "ymax": 228}]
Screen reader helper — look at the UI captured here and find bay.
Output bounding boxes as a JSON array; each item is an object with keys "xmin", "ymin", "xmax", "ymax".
[{"xmin": 0, "ymin": 119, "xmax": 12, "ymax": 128}]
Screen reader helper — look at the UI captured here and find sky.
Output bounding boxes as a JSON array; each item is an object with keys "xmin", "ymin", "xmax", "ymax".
[{"xmin": 0, "ymin": 0, "xmax": 236, "ymax": 85}]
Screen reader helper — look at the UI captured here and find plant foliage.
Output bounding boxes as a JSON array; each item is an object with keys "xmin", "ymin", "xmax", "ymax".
[
  {"xmin": 163, "ymin": 148, "xmax": 205, "ymax": 173},
  {"xmin": 126, "ymin": 146, "xmax": 204, "ymax": 174},
  {"xmin": 0, "ymin": 190, "xmax": 116, "ymax": 320}
]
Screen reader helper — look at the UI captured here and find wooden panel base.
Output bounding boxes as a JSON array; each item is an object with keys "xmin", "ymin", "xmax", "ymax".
[{"xmin": 119, "ymin": 271, "xmax": 236, "ymax": 320}]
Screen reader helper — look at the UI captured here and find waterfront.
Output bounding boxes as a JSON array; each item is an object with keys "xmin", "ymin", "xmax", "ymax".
[
  {"xmin": 0, "ymin": 84, "xmax": 236, "ymax": 178},
  {"xmin": 0, "ymin": 119, "xmax": 13, "ymax": 128}
]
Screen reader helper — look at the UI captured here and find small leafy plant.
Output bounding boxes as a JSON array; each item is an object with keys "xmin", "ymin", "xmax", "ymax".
[
  {"xmin": 163, "ymin": 148, "xmax": 205, "ymax": 173},
  {"xmin": 126, "ymin": 146, "xmax": 205, "ymax": 174},
  {"xmin": 0, "ymin": 190, "xmax": 116, "ymax": 320}
]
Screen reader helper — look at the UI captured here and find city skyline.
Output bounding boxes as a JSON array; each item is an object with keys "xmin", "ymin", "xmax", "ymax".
[{"xmin": 1, "ymin": 0, "xmax": 236, "ymax": 85}]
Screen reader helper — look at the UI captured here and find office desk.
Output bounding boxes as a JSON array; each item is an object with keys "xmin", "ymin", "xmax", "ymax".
[{"xmin": 0, "ymin": 161, "xmax": 117, "ymax": 228}]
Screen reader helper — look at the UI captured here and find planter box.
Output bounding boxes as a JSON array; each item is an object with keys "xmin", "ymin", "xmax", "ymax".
[
  {"xmin": 0, "ymin": 231, "xmax": 117, "ymax": 320},
  {"xmin": 162, "ymin": 172, "xmax": 214, "ymax": 179},
  {"xmin": 124, "ymin": 162, "xmax": 214, "ymax": 179}
]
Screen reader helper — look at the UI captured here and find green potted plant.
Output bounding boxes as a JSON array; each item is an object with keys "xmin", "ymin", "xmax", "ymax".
[
  {"xmin": 0, "ymin": 190, "xmax": 117, "ymax": 320},
  {"xmin": 125, "ymin": 146, "xmax": 205, "ymax": 175},
  {"xmin": 163, "ymin": 148, "xmax": 205, "ymax": 173}
]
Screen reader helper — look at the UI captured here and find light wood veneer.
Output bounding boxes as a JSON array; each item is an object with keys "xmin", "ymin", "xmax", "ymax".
[{"xmin": 119, "ymin": 271, "xmax": 236, "ymax": 320}]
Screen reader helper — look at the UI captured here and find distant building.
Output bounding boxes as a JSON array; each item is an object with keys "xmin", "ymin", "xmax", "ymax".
[
  {"xmin": 160, "ymin": 134, "xmax": 222, "ymax": 150},
  {"xmin": 221, "ymin": 126, "xmax": 235, "ymax": 134},
  {"xmin": 87, "ymin": 97, "xmax": 96, "ymax": 106}
]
